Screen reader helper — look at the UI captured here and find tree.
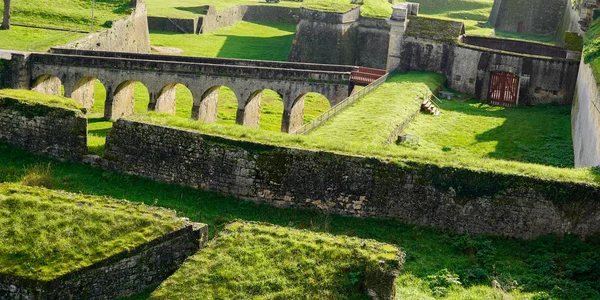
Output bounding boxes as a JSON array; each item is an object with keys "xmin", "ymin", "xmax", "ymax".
[{"xmin": 2, "ymin": 0, "xmax": 10, "ymax": 30}]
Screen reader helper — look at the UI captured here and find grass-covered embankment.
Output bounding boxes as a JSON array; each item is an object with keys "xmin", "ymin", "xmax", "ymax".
[
  {"xmin": 0, "ymin": 89, "xmax": 83, "ymax": 113},
  {"xmin": 403, "ymin": 100, "xmax": 574, "ymax": 168},
  {"xmin": 310, "ymin": 72, "xmax": 445, "ymax": 144},
  {"xmin": 0, "ymin": 183, "xmax": 186, "ymax": 281},
  {"xmin": 151, "ymin": 221, "xmax": 400, "ymax": 299},
  {"xmin": 1, "ymin": 144, "xmax": 599, "ymax": 299}
]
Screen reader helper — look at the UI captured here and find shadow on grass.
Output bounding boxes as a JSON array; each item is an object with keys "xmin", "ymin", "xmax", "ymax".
[
  {"xmin": 439, "ymin": 100, "xmax": 574, "ymax": 167},
  {"xmin": 215, "ymin": 22, "xmax": 295, "ymax": 61},
  {"xmin": 174, "ymin": 6, "xmax": 210, "ymax": 15}
]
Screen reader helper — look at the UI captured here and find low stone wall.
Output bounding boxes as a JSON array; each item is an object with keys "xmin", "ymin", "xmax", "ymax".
[
  {"xmin": 103, "ymin": 119, "xmax": 600, "ymax": 239},
  {"xmin": 54, "ymin": 2, "xmax": 150, "ymax": 53},
  {"xmin": 461, "ymin": 36, "xmax": 569, "ymax": 58},
  {"xmin": 0, "ymin": 96, "xmax": 87, "ymax": 160},
  {"xmin": 572, "ymin": 58, "xmax": 600, "ymax": 167},
  {"xmin": 0, "ymin": 224, "xmax": 208, "ymax": 299}
]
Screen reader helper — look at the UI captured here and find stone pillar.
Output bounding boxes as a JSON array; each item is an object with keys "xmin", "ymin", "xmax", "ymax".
[
  {"xmin": 70, "ymin": 78, "xmax": 96, "ymax": 109},
  {"xmin": 236, "ymin": 91, "xmax": 262, "ymax": 128},
  {"xmin": 192, "ymin": 87, "xmax": 219, "ymax": 122},
  {"xmin": 107, "ymin": 82, "xmax": 135, "ymax": 120},
  {"xmin": 32, "ymin": 75, "xmax": 62, "ymax": 96},
  {"xmin": 385, "ymin": 4, "xmax": 412, "ymax": 71},
  {"xmin": 151, "ymin": 84, "xmax": 177, "ymax": 115},
  {"xmin": 281, "ymin": 94, "xmax": 305, "ymax": 133}
]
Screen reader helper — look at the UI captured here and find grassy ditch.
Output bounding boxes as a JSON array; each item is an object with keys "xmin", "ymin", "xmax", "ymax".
[
  {"xmin": 150, "ymin": 221, "xmax": 401, "ymax": 299},
  {"xmin": 0, "ymin": 183, "xmax": 186, "ymax": 281},
  {"xmin": 0, "ymin": 144, "xmax": 599, "ymax": 299}
]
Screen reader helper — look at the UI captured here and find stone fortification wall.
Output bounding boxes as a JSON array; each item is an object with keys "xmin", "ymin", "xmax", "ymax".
[
  {"xmin": 1, "ymin": 224, "xmax": 208, "ymax": 299},
  {"xmin": 0, "ymin": 52, "xmax": 29, "ymax": 90},
  {"xmin": 0, "ymin": 96, "xmax": 87, "ymax": 160},
  {"xmin": 461, "ymin": 36, "xmax": 570, "ymax": 58},
  {"xmin": 55, "ymin": 2, "xmax": 150, "ymax": 53},
  {"xmin": 491, "ymin": 0, "xmax": 568, "ymax": 36},
  {"xmin": 103, "ymin": 119, "xmax": 600, "ymax": 239},
  {"xmin": 356, "ymin": 18, "xmax": 391, "ymax": 70},
  {"xmin": 572, "ymin": 58, "xmax": 600, "ymax": 167},
  {"xmin": 147, "ymin": 16, "xmax": 201, "ymax": 34},
  {"xmin": 400, "ymin": 34, "xmax": 580, "ymax": 105},
  {"xmin": 201, "ymin": 5, "xmax": 302, "ymax": 33},
  {"xmin": 289, "ymin": 7, "xmax": 361, "ymax": 66}
]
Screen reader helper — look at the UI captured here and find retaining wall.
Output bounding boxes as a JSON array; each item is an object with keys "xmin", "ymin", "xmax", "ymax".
[
  {"xmin": 400, "ymin": 36, "xmax": 580, "ymax": 105},
  {"xmin": 103, "ymin": 119, "xmax": 600, "ymax": 239},
  {"xmin": 572, "ymin": 58, "xmax": 600, "ymax": 167},
  {"xmin": 0, "ymin": 224, "xmax": 208, "ymax": 299},
  {"xmin": 54, "ymin": 2, "xmax": 150, "ymax": 53},
  {"xmin": 491, "ymin": 0, "xmax": 568, "ymax": 36},
  {"xmin": 147, "ymin": 16, "xmax": 200, "ymax": 34},
  {"xmin": 201, "ymin": 5, "xmax": 302, "ymax": 33},
  {"xmin": 0, "ymin": 95, "xmax": 87, "ymax": 160}
]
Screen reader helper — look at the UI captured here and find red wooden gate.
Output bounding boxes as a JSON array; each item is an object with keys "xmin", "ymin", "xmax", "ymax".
[{"xmin": 488, "ymin": 72, "xmax": 519, "ymax": 107}]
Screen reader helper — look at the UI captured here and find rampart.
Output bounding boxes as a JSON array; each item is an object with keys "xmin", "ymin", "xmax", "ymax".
[
  {"xmin": 201, "ymin": 5, "xmax": 302, "ymax": 33},
  {"xmin": 572, "ymin": 58, "xmax": 600, "ymax": 167},
  {"xmin": 102, "ymin": 119, "xmax": 600, "ymax": 240},
  {"xmin": 54, "ymin": 1, "xmax": 150, "ymax": 53},
  {"xmin": 1, "ymin": 224, "xmax": 208, "ymax": 299},
  {"xmin": 0, "ymin": 94, "xmax": 87, "ymax": 160},
  {"xmin": 488, "ymin": 0, "xmax": 568, "ymax": 36}
]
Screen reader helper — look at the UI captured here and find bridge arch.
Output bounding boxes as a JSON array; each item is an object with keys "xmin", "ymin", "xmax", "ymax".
[
  {"xmin": 70, "ymin": 77, "xmax": 106, "ymax": 110},
  {"xmin": 237, "ymin": 89, "xmax": 284, "ymax": 130},
  {"xmin": 150, "ymin": 83, "xmax": 194, "ymax": 117},
  {"xmin": 282, "ymin": 92, "xmax": 331, "ymax": 133},
  {"xmin": 32, "ymin": 74, "xmax": 62, "ymax": 96},
  {"xmin": 193, "ymin": 85, "xmax": 239, "ymax": 123},
  {"xmin": 106, "ymin": 80, "xmax": 150, "ymax": 120}
]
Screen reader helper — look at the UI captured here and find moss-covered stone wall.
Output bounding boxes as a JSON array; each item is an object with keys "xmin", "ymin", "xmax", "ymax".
[
  {"xmin": 0, "ymin": 224, "xmax": 207, "ymax": 299},
  {"xmin": 103, "ymin": 119, "xmax": 600, "ymax": 239},
  {"xmin": 0, "ymin": 95, "xmax": 88, "ymax": 160}
]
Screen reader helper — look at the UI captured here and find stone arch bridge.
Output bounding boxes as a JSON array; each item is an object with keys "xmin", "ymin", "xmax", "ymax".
[{"xmin": 26, "ymin": 50, "xmax": 356, "ymax": 132}]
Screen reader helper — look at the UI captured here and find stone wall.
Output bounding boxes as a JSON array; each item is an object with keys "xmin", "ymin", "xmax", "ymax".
[
  {"xmin": 572, "ymin": 58, "xmax": 600, "ymax": 167},
  {"xmin": 201, "ymin": 5, "xmax": 301, "ymax": 33},
  {"xmin": 103, "ymin": 119, "xmax": 600, "ymax": 239},
  {"xmin": 356, "ymin": 18, "xmax": 391, "ymax": 70},
  {"xmin": 0, "ymin": 52, "xmax": 29, "ymax": 90},
  {"xmin": 0, "ymin": 96, "xmax": 88, "ymax": 160},
  {"xmin": 491, "ymin": 0, "xmax": 568, "ymax": 36},
  {"xmin": 55, "ymin": 2, "xmax": 150, "ymax": 53},
  {"xmin": 399, "ymin": 36, "xmax": 580, "ymax": 105},
  {"xmin": 147, "ymin": 16, "xmax": 200, "ymax": 34},
  {"xmin": 289, "ymin": 7, "xmax": 361, "ymax": 66},
  {"xmin": 0, "ymin": 224, "xmax": 208, "ymax": 299}
]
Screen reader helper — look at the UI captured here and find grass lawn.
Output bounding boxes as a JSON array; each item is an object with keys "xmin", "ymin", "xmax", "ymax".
[
  {"xmin": 150, "ymin": 221, "xmax": 400, "ymax": 299},
  {"xmin": 0, "ymin": 144, "xmax": 598, "ymax": 299},
  {"xmin": 403, "ymin": 100, "xmax": 574, "ymax": 168},
  {"xmin": 0, "ymin": 182, "xmax": 186, "ymax": 281},
  {"xmin": 310, "ymin": 73, "xmax": 446, "ymax": 144},
  {"xmin": 0, "ymin": 89, "xmax": 83, "ymax": 112},
  {"xmin": 0, "ymin": 0, "xmax": 130, "ymax": 31},
  {"xmin": 150, "ymin": 21, "xmax": 296, "ymax": 61},
  {"xmin": 0, "ymin": 26, "xmax": 85, "ymax": 52}
]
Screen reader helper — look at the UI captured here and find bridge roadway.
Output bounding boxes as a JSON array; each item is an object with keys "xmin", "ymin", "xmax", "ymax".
[{"xmin": 27, "ymin": 50, "xmax": 356, "ymax": 132}]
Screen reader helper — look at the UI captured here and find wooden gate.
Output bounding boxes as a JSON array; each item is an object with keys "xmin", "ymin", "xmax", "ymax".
[{"xmin": 488, "ymin": 71, "xmax": 519, "ymax": 107}]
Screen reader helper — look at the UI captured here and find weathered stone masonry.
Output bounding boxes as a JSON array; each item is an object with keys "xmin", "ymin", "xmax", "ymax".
[
  {"xmin": 0, "ymin": 97, "xmax": 87, "ymax": 161},
  {"xmin": 104, "ymin": 120, "xmax": 600, "ymax": 239},
  {"xmin": 0, "ymin": 224, "xmax": 208, "ymax": 299}
]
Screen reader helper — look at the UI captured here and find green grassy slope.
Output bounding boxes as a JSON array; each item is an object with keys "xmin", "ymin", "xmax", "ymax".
[
  {"xmin": 403, "ymin": 101, "xmax": 574, "ymax": 168},
  {"xmin": 150, "ymin": 221, "xmax": 400, "ymax": 299},
  {"xmin": 0, "ymin": 183, "xmax": 186, "ymax": 281},
  {"xmin": 1, "ymin": 144, "xmax": 598, "ymax": 299},
  {"xmin": 150, "ymin": 21, "xmax": 296, "ymax": 60},
  {"xmin": 310, "ymin": 73, "xmax": 446, "ymax": 144}
]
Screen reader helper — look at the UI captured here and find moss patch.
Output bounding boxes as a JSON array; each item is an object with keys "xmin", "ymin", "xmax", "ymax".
[
  {"xmin": 0, "ymin": 89, "xmax": 84, "ymax": 118},
  {"xmin": 150, "ymin": 220, "xmax": 401, "ymax": 299},
  {"xmin": 0, "ymin": 183, "xmax": 188, "ymax": 281}
]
